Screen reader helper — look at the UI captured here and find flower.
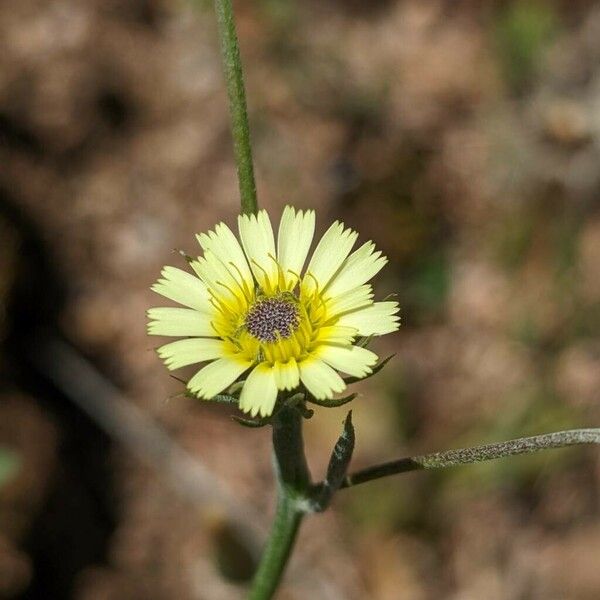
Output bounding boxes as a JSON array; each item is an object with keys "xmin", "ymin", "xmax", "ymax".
[{"xmin": 148, "ymin": 207, "xmax": 400, "ymax": 417}]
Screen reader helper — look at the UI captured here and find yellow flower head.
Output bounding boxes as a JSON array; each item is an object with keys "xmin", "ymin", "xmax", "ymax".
[{"xmin": 148, "ymin": 207, "xmax": 400, "ymax": 417}]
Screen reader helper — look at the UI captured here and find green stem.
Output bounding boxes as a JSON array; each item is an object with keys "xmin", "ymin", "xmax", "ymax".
[
  {"xmin": 249, "ymin": 406, "xmax": 311, "ymax": 599},
  {"xmin": 249, "ymin": 492, "xmax": 303, "ymax": 600},
  {"xmin": 342, "ymin": 428, "xmax": 600, "ymax": 489},
  {"xmin": 213, "ymin": 0, "xmax": 258, "ymax": 214}
]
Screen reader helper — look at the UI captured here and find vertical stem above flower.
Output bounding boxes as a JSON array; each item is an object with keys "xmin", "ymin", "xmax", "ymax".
[{"xmin": 213, "ymin": 0, "xmax": 258, "ymax": 214}]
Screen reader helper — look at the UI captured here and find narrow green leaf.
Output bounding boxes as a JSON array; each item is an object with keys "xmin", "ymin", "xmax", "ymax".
[
  {"xmin": 342, "ymin": 428, "xmax": 600, "ymax": 488},
  {"xmin": 326, "ymin": 411, "xmax": 355, "ymax": 488},
  {"xmin": 184, "ymin": 390, "xmax": 239, "ymax": 404},
  {"xmin": 311, "ymin": 412, "xmax": 355, "ymax": 511},
  {"xmin": 231, "ymin": 415, "xmax": 270, "ymax": 428},
  {"xmin": 306, "ymin": 393, "xmax": 357, "ymax": 408},
  {"xmin": 211, "ymin": 394, "xmax": 240, "ymax": 404}
]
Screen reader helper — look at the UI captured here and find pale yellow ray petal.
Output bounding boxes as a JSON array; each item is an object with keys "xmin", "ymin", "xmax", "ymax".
[
  {"xmin": 325, "ymin": 284, "xmax": 374, "ymax": 318},
  {"xmin": 151, "ymin": 266, "xmax": 213, "ymax": 312},
  {"xmin": 317, "ymin": 344, "xmax": 378, "ymax": 378},
  {"xmin": 191, "ymin": 251, "xmax": 251, "ymax": 312},
  {"xmin": 337, "ymin": 301, "xmax": 400, "ymax": 336},
  {"xmin": 325, "ymin": 241, "xmax": 388, "ymax": 297},
  {"xmin": 238, "ymin": 210, "xmax": 278, "ymax": 291},
  {"xmin": 239, "ymin": 362, "xmax": 278, "ymax": 417},
  {"xmin": 277, "ymin": 206, "xmax": 315, "ymax": 289},
  {"xmin": 315, "ymin": 325, "xmax": 358, "ymax": 345},
  {"xmin": 147, "ymin": 307, "xmax": 216, "ymax": 337},
  {"xmin": 273, "ymin": 357, "xmax": 300, "ymax": 391},
  {"xmin": 302, "ymin": 221, "xmax": 358, "ymax": 294},
  {"xmin": 299, "ymin": 357, "xmax": 346, "ymax": 400},
  {"xmin": 196, "ymin": 222, "xmax": 254, "ymax": 291},
  {"xmin": 187, "ymin": 356, "xmax": 252, "ymax": 399},
  {"xmin": 157, "ymin": 338, "xmax": 226, "ymax": 370}
]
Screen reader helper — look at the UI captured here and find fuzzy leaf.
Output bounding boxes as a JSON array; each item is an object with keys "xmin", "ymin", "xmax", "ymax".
[
  {"xmin": 185, "ymin": 390, "xmax": 239, "ymax": 404},
  {"xmin": 326, "ymin": 411, "xmax": 355, "ymax": 488},
  {"xmin": 231, "ymin": 415, "xmax": 270, "ymax": 428},
  {"xmin": 311, "ymin": 412, "xmax": 355, "ymax": 511},
  {"xmin": 210, "ymin": 394, "xmax": 240, "ymax": 404},
  {"xmin": 306, "ymin": 393, "xmax": 357, "ymax": 408},
  {"xmin": 342, "ymin": 428, "xmax": 600, "ymax": 488}
]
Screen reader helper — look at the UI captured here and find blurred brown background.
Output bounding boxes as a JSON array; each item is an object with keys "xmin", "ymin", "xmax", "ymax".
[{"xmin": 1, "ymin": 0, "xmax": 600, "ymax": 598}]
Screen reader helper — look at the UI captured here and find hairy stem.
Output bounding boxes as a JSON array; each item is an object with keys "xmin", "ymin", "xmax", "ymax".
[
  {"xmin": 249, "ymin": 407, "xmax": 311, "ymax": 599},
  {"xmin": 213, "ymin": 0, "xmax": 258, "ymax": 214},
  {"xmin": 248, "ymin": 492, "xmax": 303, "ymax": 600},
  {"xmin": 343, "ymin": 428, "xmax": 600, "ymax": 488}
]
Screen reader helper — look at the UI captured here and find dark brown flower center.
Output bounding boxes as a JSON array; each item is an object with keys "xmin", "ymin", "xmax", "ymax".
[{"xmin": 245, "ymin": 297, "xmax": 299, "ymax": 343}]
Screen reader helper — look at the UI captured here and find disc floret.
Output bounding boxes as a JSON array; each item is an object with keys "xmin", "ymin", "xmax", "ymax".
[{"xmin": 245, "ymin": 295, "xmax": 300, "ymax": 343}]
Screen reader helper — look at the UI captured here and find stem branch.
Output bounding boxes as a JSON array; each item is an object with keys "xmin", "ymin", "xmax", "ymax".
[
  {"xmin": 213, "ymin": 0, "xmax": 258, "ymax": 214},
  {"xmin": 343, "ymin": 428, "xmax": 600, "ymax": 489}
]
